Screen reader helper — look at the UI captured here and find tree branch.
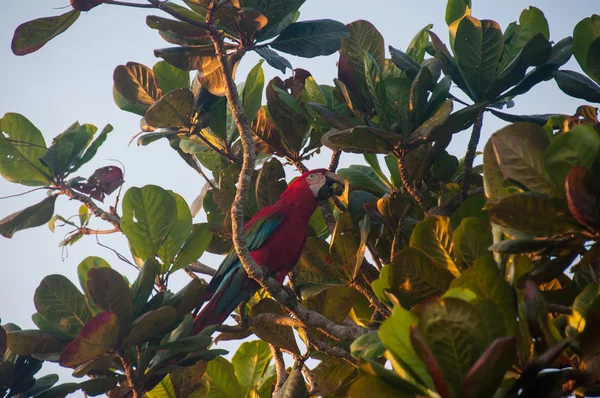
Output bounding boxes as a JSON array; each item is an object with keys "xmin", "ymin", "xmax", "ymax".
[
  {"xmin": 106, "ymin": 0, "xmax": 155, "ymax": 8},
  {"xmin": 59, "ymin": 185, "xmax": 121, "ymax": 230},
  {"xmin": 397, "ymin": 151, "xmax": 430, "ymax": 213},
  {"xmin": 206, "ymin": 2, "xmax": 367, "ymax": 342},
  {"xmin": 460, "ymin": 109, "xmax": 484, "ymax": 199},
  {"xmin": 310, "ymin": 339, "xmax": 357, "ymax": 366},
  {"xmin": 328, "ymin": 149, "xmax": 342, "ymax": 172},
  {"xmin": 270, "ymin": 345, "xmax": 287, "ymax": 395}
]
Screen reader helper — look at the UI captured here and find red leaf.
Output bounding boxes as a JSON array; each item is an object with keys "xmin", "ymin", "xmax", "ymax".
[
  {"xmin": 11, "ymin": 11, "xmax": 80, "ymax": 56},
  {"xmin": 410, "ymin": 325, "xmax": 451, "ymax": 398},
  {"xmin": 73, "ymin": 166, "xmax": 124, "ymax": 202},
  {"xmin": 566, "ymin": 166, "xmax": 600, "ymax": 232},
  {"xmin": 70, "ymin": 0, "xmax": 107, "ymax": 11},
  {"xmin": 59, "ymin": 311, "xmax": 120, "ymax": 368}
]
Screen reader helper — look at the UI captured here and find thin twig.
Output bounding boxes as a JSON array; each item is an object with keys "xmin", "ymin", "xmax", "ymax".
[
  {"xmin": 78, "ymin": 227, "xmax": 119, "ymax": 235},
  {"xmin": 460, "ymin": 109, "xmax": 484, "ymax": 199},
  {"xmin": 0, "ymin": 186, "xmax": 53, "ymax": 200},
  {"xmin": 397, "ymin": 151, "xmax": 430, "ymax": 213},
  {"xmin": 270, "ymin": 345, "xmax": 287, "ymax": 395},
  {"xmin": 352, "ymin": 278, "xmax": 391, "ymax": 318},
  {"xmin": 60, "ymin": 184, "xmax": 121, "ymax": 229},
  {"xmin": 310, "ymin": 339, "xmax": 357, "ymax": 366},
  {"xmin": 218, "ymin": 313, "xmax": 306, "ymax": 333}
]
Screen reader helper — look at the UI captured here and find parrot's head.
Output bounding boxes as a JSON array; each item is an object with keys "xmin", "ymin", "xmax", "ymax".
[{"xmin": 299, "ymin": 169, "xmax": 345, "ymax": 201}]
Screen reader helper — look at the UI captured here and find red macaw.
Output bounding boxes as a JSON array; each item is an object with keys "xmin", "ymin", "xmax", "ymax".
[{"xmin": 192, "ymin": 169, "xmax": 342, "ymax": 334}]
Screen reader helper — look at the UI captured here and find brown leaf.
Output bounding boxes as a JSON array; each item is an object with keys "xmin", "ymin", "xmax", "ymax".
[
  {"xmin": 73, "ymin": 166, "xmax": 124, "ymax": 202},
  {"xmin": 566, "ymin": 166, "xmax": 600, "ymax": 232}
]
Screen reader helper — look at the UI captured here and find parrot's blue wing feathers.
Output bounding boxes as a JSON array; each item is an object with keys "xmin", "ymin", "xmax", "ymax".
[{"xmin": 207, "ymin": 213, "xmax": 283, "ymax": 299}]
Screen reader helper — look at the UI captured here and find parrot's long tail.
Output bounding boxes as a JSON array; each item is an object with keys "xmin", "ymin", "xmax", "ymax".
[{"xmin": 192, "ymin": 293, "xmax": 231, "ymax": 335}]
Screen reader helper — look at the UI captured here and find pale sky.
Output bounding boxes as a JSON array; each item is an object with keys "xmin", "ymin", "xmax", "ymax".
[{"xmin": 0, "ymin": 0, "xmax": 596, "ymax": 390}]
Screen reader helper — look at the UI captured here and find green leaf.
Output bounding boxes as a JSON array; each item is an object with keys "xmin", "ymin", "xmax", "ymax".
[
  {"xmin": 322, "ymin": 126, "xmax": 402, "ymax": 155},
  {"xmin": 489, "ymin": 122, "xmax": 557, "ymax": 196},
  {"xmin": 146, "ymin": 375, "xmax": 176, "ymax": 398},
  {"xmin": 246, "ymin": 0, "xmax": 304, "ymax": 40},
  {"xmin": 34, "ymin": 274, "xmax": 91, "ymax": 336},
  {"xmin": 312, "ymin": 359, "xmax": 356, "ymax": 396},
  {"xmin": 553, "ymin": 70, "xmax": 600, "ymax": 103},
  {"xmin": 242, "ymin": 60, "xmax": 265, "ymax": 124},
  {"xmin": 388, "ymin": 247, "xmax": 455, "ymax": 306},
  {"xmin": 378, "ymin": 306, "xmax": 433, "ymax": 389},
  {"xmin": 408, "ymin": 66, "xmax": 432, "ymax": 129},
  {"xmin": 76, "ymin": 256, "xmax": 111, "ymax": 315},
  {"xmin": 460, "ymin": 336, "xmax": 517, "ymax": 398},
  {"xmin": 249, "ymin": 299, "xmax": 299, "ymax": 355},
  {"xmin": 413, "ymin": 297, "xmax": 489, "ymax": 393},
  {"xmin": 131, "ymin": 258, "xmax": 160, "ymax": 316},
  {"xmin": 409, "ymin": 325, "xmax": 451, "ymax": 398},
  {"xmin": 351, "ymin": 331, "xmax": 386, "ymax": 360},
  {"xmin": 11, "ymin": 10, "xmax": 80, "ymax": 55},
  {"xmin": 86, "ymin": 267, "xmax": 133, "ymax": 332},
  {"xmin": 145, "ymin": 88, "xmax": 194, "ymax": 128},
  {"xmin": 337, "ymin": 165, "xmax": 390, "ymax": 195},
  {"xmin": 348, "ymin": 375, "xmax": 413, "ymax": 398},
  {"xmin": 253, "ymin": 47, "xmax": 292, "ymax": 74},
  {"xmin": 445, "ymin": 0, "xmax": 471, "ymax": 25},
  {"xmin": 411, "ymin": 100, "xmax": 454, "ymax": 142},
  {"xmin": 59, "ymin": 312, "xmax": 120, "ymax": 368},
  {"xmin": 74, "ymin": 124, "xmax": 113, "ymax": 172},
  {"xmin": 455, "ymin": 16, "xmax": 503, "ymax": 100},
  {"xmin": 158, "ymin": 192, "xmax": 193, "ymax": 268},
  {"xmin": 269, "ymin": 19, "xmax": 349, "ymax": 58},
  {"xmin": 153, "ymin": 60, "xmax": 190, "ymax": 94},
  {"xmin": 40, "ymin": 122, "xmax": 96, "ymax": 176},
  {"xmin": 113, "ymin": 62, "xmax": 162, "ymax": 114},
  {"xmin": 20, "ymin": 374, "xmax": 60, "ymax": 396},
  {"xmin": 277, "ymin": 365, "xmax": 307, "ymax": 398},
  {"xmin": 157, "ymin": 334, "xmax": 213, "ymax": 353},
  {"xmin": 573, "ymin": 15, "xmax": 600, "ymax": 84},
  {"xmin": 545, "ymin": 124, "xmax": 600, "ymax": 192},
  {"xmin": 497, "ymin": 7, "xmax": 549, "ymax": 75},
  {"xmin": 0, "ymin": 195, "xmax": 56, "ymax": 238},
  {"xmin": 428, "ymin": 30, "xmax": 473, "ymax": 99},
  {"xmin": 205, "ymin": 356, "xmax": 242, "ymax": 398},
  {"xmin": 452, "ymin": 217, "xmax": 492, "ymax": 266},
  {"xmin": 173, "ymin": 223, "xmax": 213, "ymax": 272},
  {"xmin": 407, "ymin": 24, "xmax": 434, "ymax": 64},
  {"xmin": 6, "ymin": 330, "xmax": 69, "ymax": 356},
  {"xmin": 232, "ymin": 340, "xmax": 272, "ymax": 393},
  {"xmin": 339, "ymin": 20, "xmax": 385, "ymax": 112},
  {"xmin": 450, "ymin": 255, "xmax": 517, "ymax": 335},
  {"xmin": 489, "ymin": 192, "xmax": 581, "ymax": 236},
  {"xmin": 388, "ymin": 46, "xmax": 420, "ymax": 80},
  {"xmin": 410, "ymin": 216, "xmax": 460, "ymax": 277},
  {"xmin": 0, "ymin": 113, "xmax": 51, "ymax": 185},
  {"xmin": 363, "ymin": 51, "xmax": 390, "ymax": 129},
  {"xmin": 255, "ymin": 158, "xmax": 287, "ymax": 209},
  {"xmin": 295, "ymin": 271, "xmax": 347, "ymax": 299},
  {"xmin": 123, "ymin": 306, "xmax": 177, "ymax": 346},
  {"xmin": 483, "ymin": 139, "xmax": 520, "ymax": 203},
  {"xmin": 170, "ymin": 362, "xmax": 210, "ymax": 398},
  {"xmin": 121, "ymin": 185, "xmax": 178, "ymax": 261}
]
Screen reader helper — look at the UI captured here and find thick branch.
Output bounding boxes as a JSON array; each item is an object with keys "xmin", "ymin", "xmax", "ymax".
[
  {"xmin": 328, "ymin": 150, "xmax": 342, "ymax": 172},
  {"xmin": 60, "ymin": 185, "xmax": 121, "ymax": 230},
  {"xmin": 206, "ymin": 3, "xmax": 367, "ymax": 342},
  {"xmin": 270, "ymin": 345, "xmax": 287, "ymax": 395}
]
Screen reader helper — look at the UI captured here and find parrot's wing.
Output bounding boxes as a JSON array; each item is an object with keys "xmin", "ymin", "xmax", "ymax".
[{"xmin": 207, "ymin": 212, "xmax": 284, "ymax": 294}]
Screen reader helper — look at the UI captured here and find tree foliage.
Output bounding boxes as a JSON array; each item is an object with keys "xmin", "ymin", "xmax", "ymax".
[{"xmin": 2, "ymin": 0, "xmax": 600, "ymax": 397}]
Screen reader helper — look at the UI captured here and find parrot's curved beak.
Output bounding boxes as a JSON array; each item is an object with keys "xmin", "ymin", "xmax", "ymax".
[{"xmin": 317, "ymin": 172, "xmax": 345, "ymax": 201}]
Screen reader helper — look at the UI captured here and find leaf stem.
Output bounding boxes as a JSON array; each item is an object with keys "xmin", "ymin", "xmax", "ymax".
[{"xmin": 461, "ymin": 109, "xmax": 485, "ymax": 199}]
